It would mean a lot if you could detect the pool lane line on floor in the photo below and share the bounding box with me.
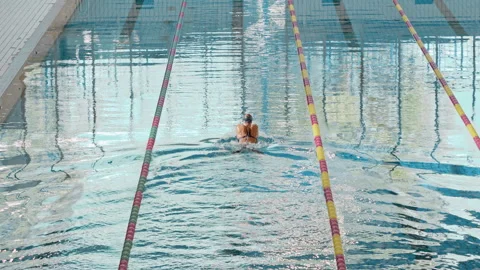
[433,0,468,36]
[119,0,144,43]
[393,0,480,150]
[118,1,187,269]
[287,1,347,269]
[332,0,360,48]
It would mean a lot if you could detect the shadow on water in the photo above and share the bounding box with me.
[51,41,70,180]
[429,38,441,164]
[389,40,403,177]
[90,27,105,172]
[352,231,480,269]
[3,94,30,181]
[0,180,41,192]
[336,150,480,177]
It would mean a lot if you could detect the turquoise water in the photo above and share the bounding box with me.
[1,0,480,269]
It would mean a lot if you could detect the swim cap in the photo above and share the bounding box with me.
[244,114,253,123]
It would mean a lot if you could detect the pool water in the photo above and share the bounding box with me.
[1,0,479,269]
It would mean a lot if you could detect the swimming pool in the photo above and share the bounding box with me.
[1,0,479,269]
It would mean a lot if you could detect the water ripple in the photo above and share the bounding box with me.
[1,0,479,269]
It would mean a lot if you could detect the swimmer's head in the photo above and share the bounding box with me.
[243,114,253,124]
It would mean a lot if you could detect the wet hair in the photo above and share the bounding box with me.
[243,114,253,123]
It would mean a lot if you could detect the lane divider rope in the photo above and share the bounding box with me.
[118,1,187,269]
[287,1,347,269]
[393,0,480,150]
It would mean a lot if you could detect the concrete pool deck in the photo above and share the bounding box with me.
[0,0,82,123]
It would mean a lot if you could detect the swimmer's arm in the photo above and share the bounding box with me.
[236,124,244,139]
[250,124,259,138]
